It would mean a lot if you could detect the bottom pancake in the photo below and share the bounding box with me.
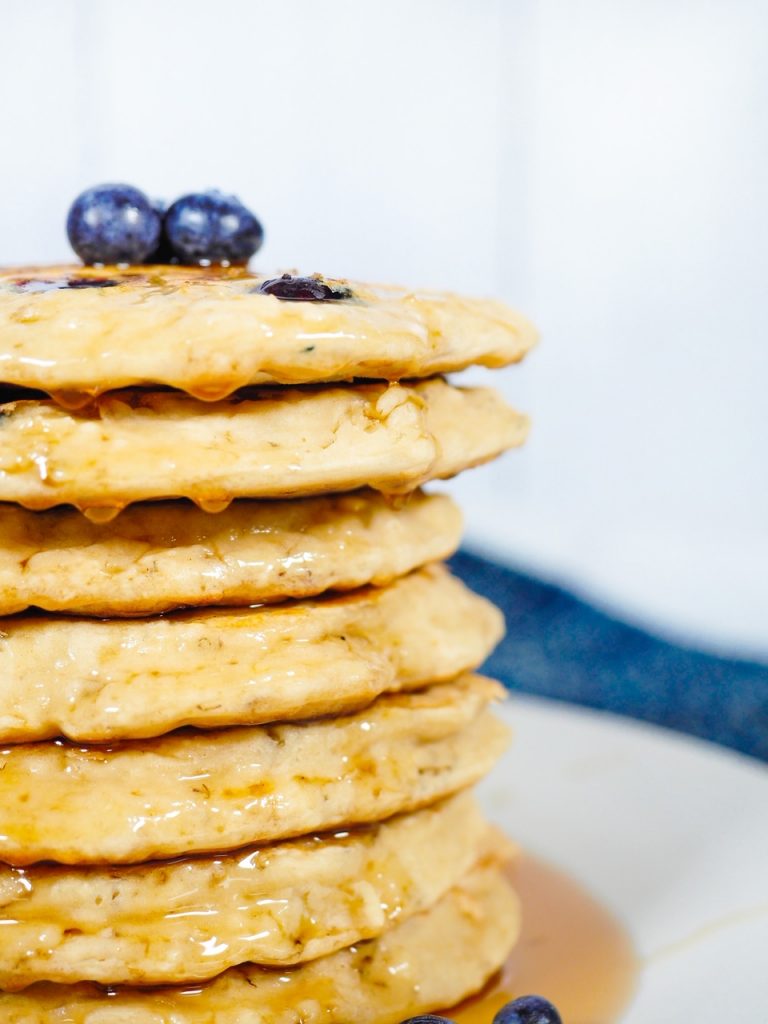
[0,862,518,1024]
[0,794,502,988]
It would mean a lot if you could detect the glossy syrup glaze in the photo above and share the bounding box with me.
[453,854,638,1024]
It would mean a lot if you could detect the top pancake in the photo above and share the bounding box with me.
[0,264,538,399]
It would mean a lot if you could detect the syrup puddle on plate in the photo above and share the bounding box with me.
[452,853,638,1024]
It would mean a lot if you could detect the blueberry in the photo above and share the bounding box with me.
[492,995,563,1024]
[164,190,263,265]
[66,184,161,265]
[258,273,353,302]
[145,200,176,264]
[398,1016,455,1024]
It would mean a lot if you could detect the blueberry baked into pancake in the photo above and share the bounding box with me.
[0,184,557,1024]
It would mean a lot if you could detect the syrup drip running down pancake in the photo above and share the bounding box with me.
[0,264,537,399]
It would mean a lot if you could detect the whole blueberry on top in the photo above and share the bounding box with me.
[258,273,353,302]
[164,190,263,265]
[492,995,563,1024]
[398,1016,456,1024]
[145,199,176,264]
[66,184,161,265]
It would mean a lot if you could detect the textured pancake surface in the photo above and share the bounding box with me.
[0,863,517,1024]
[0,676,508,865]
[0,263,537,397]
[0,565,503,742]
[0,489,461,616]
[0,794,501,988]
[0,379,528,512]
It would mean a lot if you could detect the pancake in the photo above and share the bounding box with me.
[0,676,508,865]
[0,565,503,743]
[0,378,528,513]
[0,263,537,399]
[0,488,461,617]
[0,862,518,1024]
[0,794,503,988]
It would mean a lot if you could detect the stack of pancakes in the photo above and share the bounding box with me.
[0,265,536,1024]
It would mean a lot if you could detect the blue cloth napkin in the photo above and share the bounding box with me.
[450,549,768,762]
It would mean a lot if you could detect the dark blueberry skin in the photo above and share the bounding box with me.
[492,995,563,1024]
[164,191,263,265]
[145,199,176,264]
[399,1017,456,1024]
[258,273,353,302]
[66,184,161,265]
[64,277,119,289]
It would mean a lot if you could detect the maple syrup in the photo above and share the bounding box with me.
[453,854,638,1024]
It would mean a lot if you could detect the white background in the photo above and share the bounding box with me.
[1,1,766,657]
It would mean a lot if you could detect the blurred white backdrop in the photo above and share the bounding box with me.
[1,0,766,656]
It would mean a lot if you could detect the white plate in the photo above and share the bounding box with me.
[479,697,768,1023]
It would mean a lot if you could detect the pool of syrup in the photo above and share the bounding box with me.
[453,854,638,1024]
